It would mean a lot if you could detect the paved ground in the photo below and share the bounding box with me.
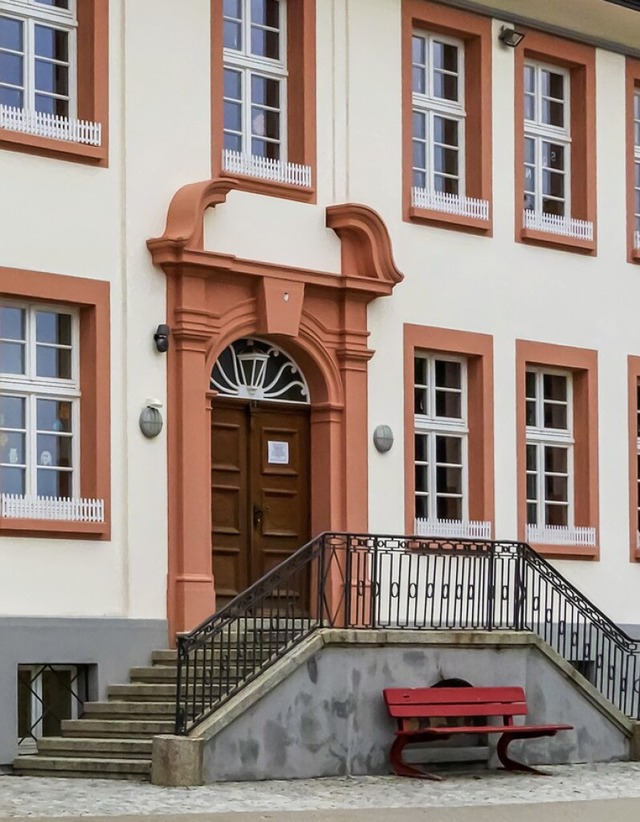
[1,762,640,818]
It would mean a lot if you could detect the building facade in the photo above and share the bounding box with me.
[2,0,640,765]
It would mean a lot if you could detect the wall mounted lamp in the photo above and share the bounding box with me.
[154,324,170,353]
[373,425,394,454]
[139,399,164,439]
[498,26,525,48]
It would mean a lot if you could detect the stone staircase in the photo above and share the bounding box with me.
[13,631,275,780]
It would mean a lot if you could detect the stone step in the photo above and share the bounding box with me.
[83,701,175,719]
[107,683,223,701]
[37,737,152,759]
[130,665,251,682]
[13,755,150,780]
[61,718,174,737]
[151,647,275,664]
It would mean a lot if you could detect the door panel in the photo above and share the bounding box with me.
[211,401,310,609]
[211,404,249,601]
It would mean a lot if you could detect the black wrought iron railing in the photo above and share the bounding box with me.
[175,533,640,733]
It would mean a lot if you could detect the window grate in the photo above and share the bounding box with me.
[17,664,88,748]
[412,187,489,220]
[222,148,311,187]
[523,209,593,241]
[0,494,104,522]
[0,104,101,146]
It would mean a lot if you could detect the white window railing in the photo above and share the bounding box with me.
[222,149,312,188]
[526,524,596,546]
[412,188,490,221]
[523,209,593,241]
[0,104,102,147]
[0,494,104,523]
[634,230,640,250]
[414,518,492,539]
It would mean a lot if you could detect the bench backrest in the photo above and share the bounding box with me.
[383,687,528,721]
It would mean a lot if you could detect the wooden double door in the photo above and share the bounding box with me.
[211,399,311,608]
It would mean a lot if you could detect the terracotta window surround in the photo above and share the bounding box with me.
[626,59,640,263]
[402,0,492,234]
[0,267,110,538]
[0,0,109,166]
[516,341,598,559]
[404,324,494,535]
[514,31,596,254]
[211,0,316,203]
[628,356,640,561]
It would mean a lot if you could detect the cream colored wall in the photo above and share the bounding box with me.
[0,0,212,620]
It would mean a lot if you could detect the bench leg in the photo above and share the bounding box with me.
[496,732,554,776]
[389,736,443,781]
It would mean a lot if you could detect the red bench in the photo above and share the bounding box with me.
[383,686,573,779]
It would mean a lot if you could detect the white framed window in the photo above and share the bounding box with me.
[525,368,575,537]
[0,0,77,118]
[223,0,287,162]
[412,31,465,199]
[634,91,640,250]
[0,301,80,501]
[414,353,489,538]
[18,663,87,751]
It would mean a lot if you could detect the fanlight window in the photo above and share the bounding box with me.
[211,338,309,403]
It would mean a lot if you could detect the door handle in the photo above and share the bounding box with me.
[253,505,263,529]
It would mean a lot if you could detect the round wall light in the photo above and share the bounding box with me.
[373,424,394,453]
[139,400,163,439]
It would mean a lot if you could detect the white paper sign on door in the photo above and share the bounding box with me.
[268,440,289,465]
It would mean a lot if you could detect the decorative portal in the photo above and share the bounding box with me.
[211,339,310,403]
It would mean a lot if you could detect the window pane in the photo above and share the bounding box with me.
[545,474,568,502]
[38,468,72,497]
[0,306,25,341]
[526,444,537,471]
[36,346,71,379]
[437,496,462,520]
[413,111,426,140]
[524,93,535,121]
[545,504,568,527]
[524,138,535,166]
[0,432,25,466]
[415,495,428,519]
[525,400,536,426]
[251,0,279,28]
[414,387,427,415]
[412,140,426,171]
[542,197,565,217]
[434,145,458,176]
[251,107,279,139]
[414,356,428,386]
[0,16,23,51]
[414,433,428,463]
[35,0,71,8]
[542,99,564,128]
[0,395,25,429]
[415,464,429,493]
[545,445,568,474]
[435,390,461,418]
[0,466,25,494]
[433,117,458,147]
[251,137,279,159]
[36,311,71,345]
[37,433,72,467]
[543,402,567,430]
[0,86,23,107]
[542,69,564,100]
[35,60,69,96]
[224,100,242,132]
[250,26,279,59]
[0,52,23,87]
[543,373,567,401]
[435,360,461,389]
[412,66,425,95]
[34,26,69,62]
[251,74,279,107]
[435,435,461,465]
[526,473,537,500]
[433,41,458,73]
[0,342,25,374]
[526,502,537,525]
[413,169,426,189]
[224,68,241,100]
[36,399,72,433]
[542,142,564,171]
[412,35,426,66]
[524,64,535,93]
[224,0,242,18]
[433,72,458,102]
[224,20,242,50]
[34,93,68,116]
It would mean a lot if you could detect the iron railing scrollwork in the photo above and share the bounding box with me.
[175,533,640,734]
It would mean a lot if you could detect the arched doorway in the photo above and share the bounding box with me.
[210,338,311,607]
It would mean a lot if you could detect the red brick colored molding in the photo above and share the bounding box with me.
[626,59,640,263]
[0,266,111,539]
[514,30,596,255]
[402,0,493,235]
[210,0,316,202]
[0,0,109,166]
[628,356,640,561]
[516,340,599,560]
[403,325,495,535]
